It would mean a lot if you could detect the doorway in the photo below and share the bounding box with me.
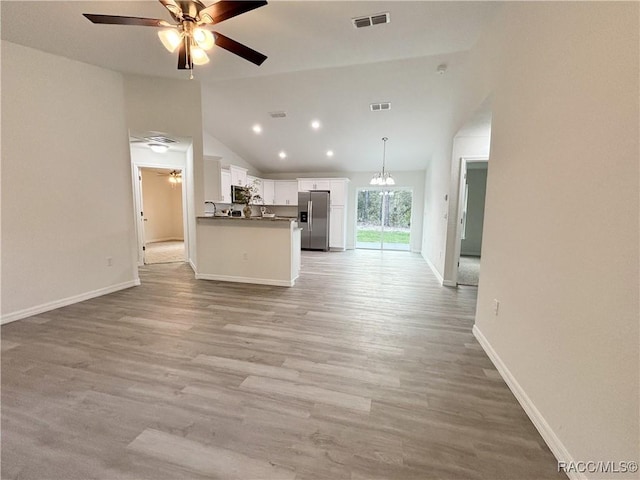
[138,167,185,264]
[356,189,412,251]
[456,160,488,285]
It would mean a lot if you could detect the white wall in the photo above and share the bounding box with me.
[203,131,262,176]
[1,41,138,322]
[472,2,639,475]
[421,141,454,279]
[140,169,184,243]
[124,75,203,268]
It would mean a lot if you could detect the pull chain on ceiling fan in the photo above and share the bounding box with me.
[83,0,268,79]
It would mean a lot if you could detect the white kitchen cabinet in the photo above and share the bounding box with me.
[262,180,275,205]
[274,180,298,206]
[220,170,231,203]
[229,165,247,186]
[330,206,346,250]
[298,179,330,192]
[329,179,348,206]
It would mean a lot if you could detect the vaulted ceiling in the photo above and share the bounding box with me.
[1,1,499,173]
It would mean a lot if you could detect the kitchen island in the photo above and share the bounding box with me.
[196,216,301,287]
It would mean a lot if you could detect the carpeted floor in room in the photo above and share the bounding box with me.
[145,240,185,264]
[458,255,481,286]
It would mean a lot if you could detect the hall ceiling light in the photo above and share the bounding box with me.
[149,143,169,154]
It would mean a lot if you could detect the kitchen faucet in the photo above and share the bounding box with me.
[205,201,217,214]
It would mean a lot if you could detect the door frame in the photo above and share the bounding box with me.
[131,162,190,267]
[452,156,488,285]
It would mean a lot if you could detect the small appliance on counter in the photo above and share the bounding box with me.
[260,206,275,218]
[231,210,242,217]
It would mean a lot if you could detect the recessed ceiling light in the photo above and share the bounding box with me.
[252,124,262,134]
[311,120,321,130]
[278,151,287,159]
[326,150,334,157]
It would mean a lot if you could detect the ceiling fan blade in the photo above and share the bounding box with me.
[83,14,171,27]
[213,31,267,66]
[158,0,183,21]
[199,1,267,25]
[177,39,193,70]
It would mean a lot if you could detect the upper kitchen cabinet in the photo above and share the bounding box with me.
[229,165,247,187]
[329,179,349,206]
[220,169,232,204]
[262,180,275,205]
[274,181,298,206]
[298,178,349,206]
[298,179,330,192]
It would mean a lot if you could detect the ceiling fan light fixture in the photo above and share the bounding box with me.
[191,47,210,65]
[158,29,182,53]
[193,28,214,50]
[149,143,169,153]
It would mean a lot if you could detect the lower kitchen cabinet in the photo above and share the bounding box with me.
[330,205,346,250]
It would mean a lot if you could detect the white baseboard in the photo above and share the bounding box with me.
[472,325,583,480]
[195,273,294,287]
[1,279,141,325]
[443,280,457,287]
[188,259,197,273]
[424,255,445,285]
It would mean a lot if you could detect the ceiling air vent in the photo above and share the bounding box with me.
[144,135,177,144]
[352,12,390,29]
[370,102,391,112]
[269,111,287,118]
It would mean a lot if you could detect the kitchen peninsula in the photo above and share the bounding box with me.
[196,216,301,287]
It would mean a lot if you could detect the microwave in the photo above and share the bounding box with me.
[231,185,250,204]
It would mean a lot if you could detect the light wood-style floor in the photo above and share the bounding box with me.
[1,250,564,479]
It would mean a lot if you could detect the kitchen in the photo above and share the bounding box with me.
[198,160,350,286]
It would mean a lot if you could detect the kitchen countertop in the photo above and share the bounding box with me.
[197,216,298,228]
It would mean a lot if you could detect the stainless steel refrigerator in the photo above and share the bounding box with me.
[298,191,330,251]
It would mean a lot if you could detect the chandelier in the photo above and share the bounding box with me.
[370,137,395,185]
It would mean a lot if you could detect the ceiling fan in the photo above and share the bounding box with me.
[157,170,183,184]
[83,0,268,77]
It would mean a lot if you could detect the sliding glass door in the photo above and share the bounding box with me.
[356,189,412,251]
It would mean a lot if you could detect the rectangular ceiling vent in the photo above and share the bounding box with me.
[144,135,177,144]
[269,111,287,118]
[353,12,390,29]
[370,102,391,112]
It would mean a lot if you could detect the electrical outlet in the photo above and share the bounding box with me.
[107,257,113,267]
[493,299,500,316]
